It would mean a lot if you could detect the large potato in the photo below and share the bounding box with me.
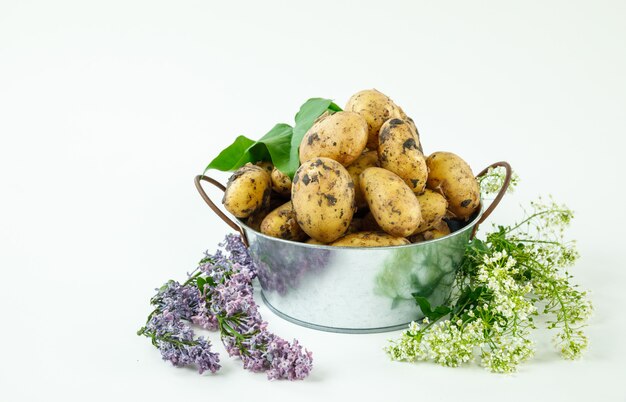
[260,201,307,241]
[222,164,271,218]
[292,157,356,243]
[378,118,428,194]
[271,167,292,197]
[414,189,448,234]
[331,231,410,247]
[346,151,379,209]
[345,89,403,149]
[299,111,368,166]
[360,167,422,237]
[426,152,480,220]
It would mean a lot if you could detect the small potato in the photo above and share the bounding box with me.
[271,167,292,197]
[305,238,327,245]
[424,221,451,240]
[255,161,274,174]
[299,111,368,166]
[346,151,379,209]
[330,231,410,247]
[345,89,404,149]
[426,152,480,220]
[378,118,428,194]
[222,164,271,218]
[292,157,356,243]
[246,193,285,231]
[360,167,422,237]
[409,221,451,243]
[414,189,448,234]
[246,208,270,231]
[260,201,307,241]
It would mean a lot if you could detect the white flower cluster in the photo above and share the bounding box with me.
[477,252,536,322]
[387,196,592,372]
[386,251,537,373]
[478,166,520,196]
[386,319,484,367]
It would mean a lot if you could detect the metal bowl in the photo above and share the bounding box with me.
[195,161,511,333]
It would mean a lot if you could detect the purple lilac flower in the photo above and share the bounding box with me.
[143,311,220,374]
[151,280,217,330]
[140,234,313,380]
[209,252,314,380]
[221,234,255,269]
[266,337,313,380]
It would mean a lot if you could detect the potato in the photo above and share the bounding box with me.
[360,167,422,237]
[426,152,480,220]
[409,221,451,243]
[299,111,368,166]
[378,118,428,194]
[291,157,356,243]
[222,164,271,218]
[346,151,379,208]
[396,106,424,154]
[330,231,410,247]
[255,161,274,174]
[260,201,307,241]
[246,194,286,230]
[246,208,270,231]
[424,221,451,240]
[344,89,403,149]
[414,189,448,234]
[305,238,327,245]
[404,116,424,154]
[271,167,292,197]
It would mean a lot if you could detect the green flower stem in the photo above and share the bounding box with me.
[137,327,198,347]
[505,208,570,234]
[183,271,203,286]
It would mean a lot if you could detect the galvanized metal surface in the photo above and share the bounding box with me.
[244,212,479,333]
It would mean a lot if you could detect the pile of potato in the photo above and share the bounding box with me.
[221,89,480,247]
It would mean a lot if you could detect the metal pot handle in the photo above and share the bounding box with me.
[194,175,249,247]
[471,161,513,238]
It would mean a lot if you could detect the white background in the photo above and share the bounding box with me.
[1,0,625,401]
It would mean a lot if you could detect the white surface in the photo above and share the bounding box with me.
[1,1,625,401]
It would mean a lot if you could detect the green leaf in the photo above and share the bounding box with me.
[451,285,491,316]
[196,277,206,291]
[205,135,257,172]
[413,295,451,322]
[285,98,342,179]
[258,123,293,174]
[203,97,341,179]
[203,125,291,175]
[327,102,342,112]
